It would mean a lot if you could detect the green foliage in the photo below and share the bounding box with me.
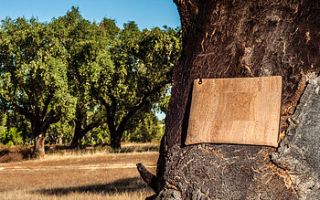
[83,125,110,146]
[47,120,74,145]
[0,127,23,146]
[124,113,164,142]
[157,88,171,114]
[50,8,114,147]
[92,22,181,148]
[4,112,32,144]
[0,17,76,155]
[100,18,120,39]
[0,17,75,125]
[0,7,181,149]
[0,114,7,141]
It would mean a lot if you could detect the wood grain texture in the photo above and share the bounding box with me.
[186,76,282,147]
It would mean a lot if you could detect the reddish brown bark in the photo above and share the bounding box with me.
[33,133,45,158]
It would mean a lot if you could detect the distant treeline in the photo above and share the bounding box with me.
[0,7,181,157]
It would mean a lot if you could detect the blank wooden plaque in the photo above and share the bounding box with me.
[185,76,282,147]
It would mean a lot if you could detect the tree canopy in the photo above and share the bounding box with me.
[0,17,75,157]
[92,21,181,148]
[0,7,181,155]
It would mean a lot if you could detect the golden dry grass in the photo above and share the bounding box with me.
[0,150,158,200]
[45,142,160,160]
[0,189,153,200]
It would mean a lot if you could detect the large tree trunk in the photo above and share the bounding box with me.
[70,130,82,149]
[139,0,320,199]
[30,115,59,158]
[71,100,87,148]
[31,120,46,158]
[70,119,85,149]
[110,130,122,150]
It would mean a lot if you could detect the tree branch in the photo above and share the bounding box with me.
[41,109,61,132]
[136,163,159,192]
[97,94,117,133]
[81,118,104,136]
[11,100,34,120]
[41,89,55,118]
[116,80,169,134]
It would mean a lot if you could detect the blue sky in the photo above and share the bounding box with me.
[0,0,180,29]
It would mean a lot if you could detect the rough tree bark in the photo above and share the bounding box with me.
[138,0,320,199]
[272,75,320,200]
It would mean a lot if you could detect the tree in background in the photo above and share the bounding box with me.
[0,18,74,157]
[124,112,164,143]
[0,113,7,144]
[92,22,181,149]
[0,7,182,153]
[0,110,31,146]
[51,7,113,148]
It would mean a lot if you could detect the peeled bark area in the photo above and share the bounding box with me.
[33,133,45,158]
[152,0,320,199]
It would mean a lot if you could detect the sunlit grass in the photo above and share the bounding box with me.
[43,142,159,161]
[0,143,158,200]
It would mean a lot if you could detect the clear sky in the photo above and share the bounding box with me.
[0,0,180,29]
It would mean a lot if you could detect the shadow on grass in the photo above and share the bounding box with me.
[34,177,150,196]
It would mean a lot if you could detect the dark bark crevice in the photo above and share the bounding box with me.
[180,83,193,147]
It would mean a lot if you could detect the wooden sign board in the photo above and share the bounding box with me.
[185,76,282,147]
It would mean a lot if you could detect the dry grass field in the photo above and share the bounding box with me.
[0,145,158,200]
